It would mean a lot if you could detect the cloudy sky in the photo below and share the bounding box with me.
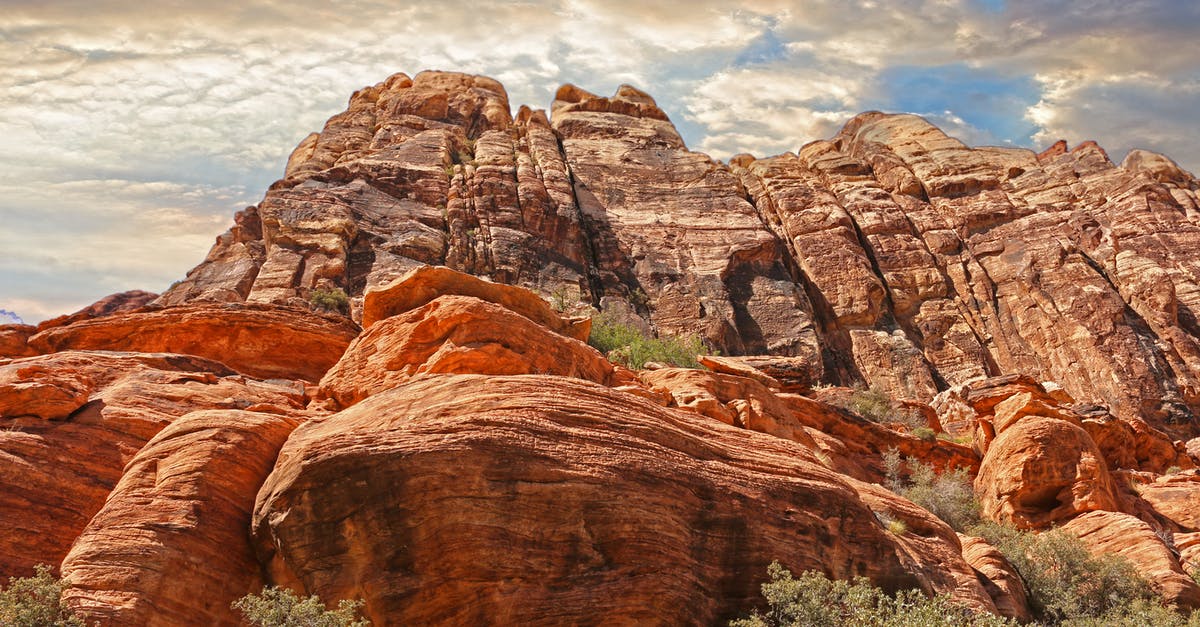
[3,0,1198,323]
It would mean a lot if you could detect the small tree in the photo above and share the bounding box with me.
[232,586,370,627]
[0,565,83,627]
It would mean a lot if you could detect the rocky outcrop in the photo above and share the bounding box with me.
[252,374,993,625]
[148,70,1200,439]
[61,410,300,626]
[0,351,304,578]
[319,294,614,408]
[27,303,360,381]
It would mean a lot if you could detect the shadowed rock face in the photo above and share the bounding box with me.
[151,70,1200,437]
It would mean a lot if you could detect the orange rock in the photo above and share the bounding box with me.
[0,351,305,578]
[959,534,1033,622]
[976,416,1120,529]
[361,265,589,340]
[27,303,360,381]
[0,325,36,358]
[320,295,613,408]
[62,410,299,626]
[253,375,987,624]
[1136,473,1200,531]
[1061,510,1200,609]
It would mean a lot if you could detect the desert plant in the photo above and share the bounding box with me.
[913,426,937,442]
[587,311,706,369]
[973,522,1154,624]
[902,460,981,533]
[0,565,84,627]
[730,562,1013,626]
[310,287,350,315]
[837,386,927,431]
[232,586,369,627]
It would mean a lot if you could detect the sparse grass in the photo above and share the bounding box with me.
[1166,466,1183,476]
[0,565,83,627]
[232,586,370,627]
[310,287,350,315]
[587,311,706,369]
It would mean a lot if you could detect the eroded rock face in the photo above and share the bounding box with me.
[320,294,613,408]
[0,351,304,578]
[27,303,360,382]
[253,374,984,624]
[152,72,1200,438]
[62,410,300,626]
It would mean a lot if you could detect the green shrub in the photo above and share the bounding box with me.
[310,287,350,315]
[587,311,706,369]
[913,426,937,442]
[973,522,1156,625]
[730,562,1013,626]
[232,586,369,627]
[902,460,981,533]
[0,565,83,627]
[838,386,926,431]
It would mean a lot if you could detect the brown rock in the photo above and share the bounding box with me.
[28,303,360,382]
[1061,510,1200,609]
[320,295,614,408]
[959,534,1033,622]
[361,265,589,340]
[1136,474,1200,532]
[976,416,1120,529]
[62,410,300,626]
[0,351,304,577]
[253,375,984,624]
[36,290,159,331]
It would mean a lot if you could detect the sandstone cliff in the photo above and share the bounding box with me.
[3,70,1200,624]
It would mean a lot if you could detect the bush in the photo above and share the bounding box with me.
[973,523,1156,625]
[730,562,1013,626]
[882,449,981,533]
[838,386,926,431]
[310,287,350,315]
[0,565,83,627]
[232,586,369,627]
[587,312,706,369]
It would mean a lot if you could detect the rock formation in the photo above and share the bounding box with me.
[4,70,1200,624]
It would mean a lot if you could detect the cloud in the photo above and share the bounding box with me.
[2,0,1198,321]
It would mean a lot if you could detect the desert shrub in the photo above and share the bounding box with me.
[913,426,937,442]
[587,312,705,369]
[838,386,926,431]
[232,586,369,627]
[902,460,981,533]
[0,565,83,627]
[882,449,981,533]
[730,562,1013,626]
[973,522,1155,624]
[310,287,350,315]
[1057,598,1200,626]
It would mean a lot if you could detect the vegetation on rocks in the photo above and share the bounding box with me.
[232,586,370,627]
[587,311,706,369]
[0,565,83,627]
[310,287,350,315]
[883,448,981,533]
[730,562,1013,626]
[836,386,927,432]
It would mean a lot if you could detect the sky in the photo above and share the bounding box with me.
[3,0,1199,323]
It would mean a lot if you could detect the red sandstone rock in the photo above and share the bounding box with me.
[0,325,36,358]
[27,303,360,382]
[320,295,613,408]
[1061,510,1200,609]
[252,375,989,624]
[976,414,1121,529]
[0,351,304,578]
[61,409,299,626]
[959,534,1033,622]
[361,265,589,340]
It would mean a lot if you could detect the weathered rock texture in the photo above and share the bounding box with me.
[8,71,1200,624]
[153,70,1200,439]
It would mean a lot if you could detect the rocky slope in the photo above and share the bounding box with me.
[3,70,1200,624]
